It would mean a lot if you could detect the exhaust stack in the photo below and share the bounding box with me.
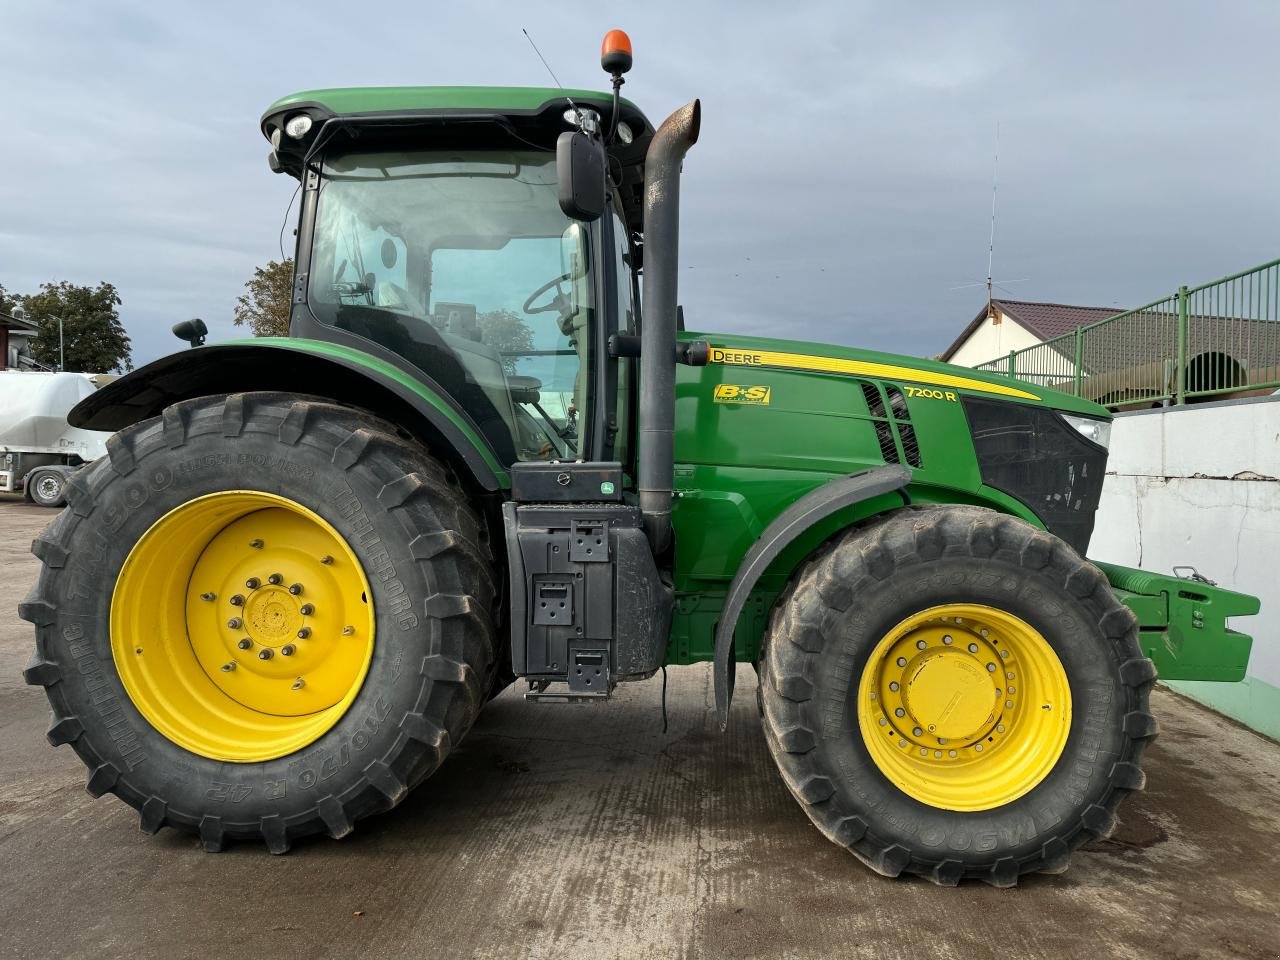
[639,99,700,554]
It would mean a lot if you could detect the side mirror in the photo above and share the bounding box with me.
[172,318,208,348]
[556,131,606,222]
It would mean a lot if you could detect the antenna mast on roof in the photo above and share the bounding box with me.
[946,123,1028,305]
[522,28,579,116]
[986,121,999,320]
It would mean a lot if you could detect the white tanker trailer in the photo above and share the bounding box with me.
[0,371,113,506]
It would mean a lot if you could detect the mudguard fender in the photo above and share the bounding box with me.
[713,465,912,729]
[69,339,507,490]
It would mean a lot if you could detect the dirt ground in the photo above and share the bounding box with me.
[1,494,1278,960]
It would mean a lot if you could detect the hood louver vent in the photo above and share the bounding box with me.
[860,383,923,469]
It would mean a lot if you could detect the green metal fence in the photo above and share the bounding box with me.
[974,258,1280,407]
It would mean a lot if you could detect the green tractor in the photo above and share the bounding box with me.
[22,31,1259,886]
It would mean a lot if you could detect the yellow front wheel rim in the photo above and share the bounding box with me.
[857,603,1071,812]
[111,491,375,762]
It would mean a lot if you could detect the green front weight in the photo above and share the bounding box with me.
[1096,561,1259,682]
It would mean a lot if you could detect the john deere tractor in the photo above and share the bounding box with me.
[22,31,1259,886]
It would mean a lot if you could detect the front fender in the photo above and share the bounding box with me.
[70,339,508,491]
[713,465,912,728]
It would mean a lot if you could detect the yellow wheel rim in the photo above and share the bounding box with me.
[111,491,375,762]
[856,604,1071,812]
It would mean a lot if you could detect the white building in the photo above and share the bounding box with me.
[941,299,1120,368]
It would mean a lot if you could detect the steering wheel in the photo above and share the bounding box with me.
[522,273,572,316]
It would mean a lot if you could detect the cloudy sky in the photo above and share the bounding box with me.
[2,1,1277,368]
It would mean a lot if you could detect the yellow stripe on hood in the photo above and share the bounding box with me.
[707,347,1040,401]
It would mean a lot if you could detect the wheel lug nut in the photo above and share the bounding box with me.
[968,643,979,653]
[300,603,315,615]
[289,583,303,595]
[889,681,900,692]
[200,592,216,602]
[230,594,245,606]
[237,638,253,650]
[258,649,273,660]
[296,627,311,639]
[915,640,927,650]
[896,657,907,667]
[987,663,997,672]
[245,577,260,590]
[913,727,923,737]
[320,555,333,565]
[894,707,905,718]
[268,573,283,585]
[227,617,243,630]
[343,626,355,636]
[281,644,296,657]
[291,678,305,691]
[220,662,236,672]
[942,635,953,645]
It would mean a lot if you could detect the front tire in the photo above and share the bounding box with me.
[758,505,1157,886]
[21,392,496,852]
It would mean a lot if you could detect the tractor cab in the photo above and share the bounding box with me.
[261,86,654,468]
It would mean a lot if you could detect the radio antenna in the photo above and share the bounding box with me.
[522,28,579,114]
[948,123,1029,304]
[986,121,1000,317]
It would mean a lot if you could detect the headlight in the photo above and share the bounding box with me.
[284,114,313,139]
[1060,413,1112,450]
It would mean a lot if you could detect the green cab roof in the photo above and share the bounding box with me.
[265,85,638,119]
[260,85,656,231]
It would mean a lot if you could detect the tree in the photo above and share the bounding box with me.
[234,258,294,337]
[476,309,535,375]
[0,283,16,315]
[20,281,132,373]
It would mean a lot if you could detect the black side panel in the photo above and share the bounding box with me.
[503,502,672,693]
[67,344,502,491]
[962,397,1106,555]
[713,465,913,728]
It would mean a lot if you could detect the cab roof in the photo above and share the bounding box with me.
[263,85,646,119]
[261,85,655,233]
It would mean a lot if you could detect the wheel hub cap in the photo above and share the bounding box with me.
[903,651,995,741]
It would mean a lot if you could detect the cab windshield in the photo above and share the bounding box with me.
[307,148,594,462]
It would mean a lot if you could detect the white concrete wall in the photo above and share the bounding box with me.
[948,309,1044,367]
[1090,396,1280,734]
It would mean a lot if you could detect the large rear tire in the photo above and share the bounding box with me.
[21,392,497,852]
[758,505,1157,886]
